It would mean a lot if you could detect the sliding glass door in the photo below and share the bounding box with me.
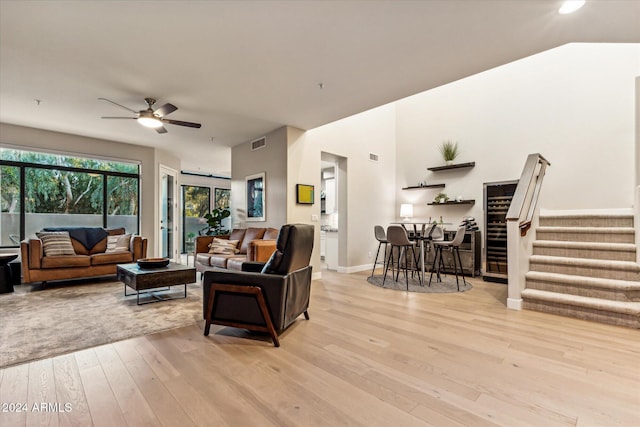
[182,185,210,253]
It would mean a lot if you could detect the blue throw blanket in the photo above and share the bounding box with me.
[42,227,109,250]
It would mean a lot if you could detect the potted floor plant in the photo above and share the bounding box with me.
[439,140,459,165]
[199,208,231,236]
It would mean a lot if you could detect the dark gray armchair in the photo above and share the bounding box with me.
[203,224,314,347]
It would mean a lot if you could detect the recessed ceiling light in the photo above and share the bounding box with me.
[559,0,585,14]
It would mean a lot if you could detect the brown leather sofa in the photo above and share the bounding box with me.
[203,224,314,346]
[195,227,279,274]
[21,227,147,285]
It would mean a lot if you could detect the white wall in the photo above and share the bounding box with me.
[231,126,288,229]
[289,104,397,273]
[636,76,640,187]
[396,43,640,236]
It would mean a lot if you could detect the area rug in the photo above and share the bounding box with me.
[367,273,472,293]
[0,278,203,368]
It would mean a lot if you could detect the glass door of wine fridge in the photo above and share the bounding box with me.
[483,180,518,283]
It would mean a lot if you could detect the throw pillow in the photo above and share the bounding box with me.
[106,234,131,253]
[36,231,76,256]
[208,238,239,255]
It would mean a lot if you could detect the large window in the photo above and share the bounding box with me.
[0,165,21,246]
[0,147,140,247]
[182,185,210,253]
[107,175,139,231]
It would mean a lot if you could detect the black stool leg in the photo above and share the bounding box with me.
[428,245,441,286]
[370,241,382,278]
[402,245,409,289]
[411,246,422,285]
[396,246,406,282]
[455,246,467,289]
[382,245,394,285]
[450,248,460,290]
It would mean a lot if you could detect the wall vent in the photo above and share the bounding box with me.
[251,137,266,151]
[369,152,379,163]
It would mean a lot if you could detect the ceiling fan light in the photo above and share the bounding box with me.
[558,0,585,14]
[137,116,162,128]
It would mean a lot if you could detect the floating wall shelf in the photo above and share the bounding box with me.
[427,200,475,206]
[427,161,475,172]
[402,184,445,190]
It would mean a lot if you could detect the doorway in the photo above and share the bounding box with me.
[159,165,179,260]
[320,152,347,271]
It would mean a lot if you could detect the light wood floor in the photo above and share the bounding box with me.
[1,269,638,426]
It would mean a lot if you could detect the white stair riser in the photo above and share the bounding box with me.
[522,299,640,328]
[532,246,636,262]
[529,261,640,281]
[536,231,634,244]
[525,279,640,302]
[539,216,633,228]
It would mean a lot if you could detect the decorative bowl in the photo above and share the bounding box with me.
[137,257,170,268]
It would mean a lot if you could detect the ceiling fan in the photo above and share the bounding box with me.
[99,97,202,134]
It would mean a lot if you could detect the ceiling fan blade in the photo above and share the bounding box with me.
[154,103,177,117]
[155,126,168,134]
[162,118,202,128]
[101,116,136,119]
[98,98,138,114]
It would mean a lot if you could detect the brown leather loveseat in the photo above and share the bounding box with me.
[21,227,147,285]
[195,227,279,274]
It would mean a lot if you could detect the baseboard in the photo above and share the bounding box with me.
[312,271,322,281]
[507,298,523,310]
[337,264,371,274]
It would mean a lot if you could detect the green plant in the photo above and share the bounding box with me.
[434,192,449,203]
[439,140,459,162]
[186,232,196,240]
[200,208,231,236]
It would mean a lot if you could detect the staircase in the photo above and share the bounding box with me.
[521,212,640,328]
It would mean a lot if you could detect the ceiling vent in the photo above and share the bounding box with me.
[251,137,266,151]
[369,152,379,163]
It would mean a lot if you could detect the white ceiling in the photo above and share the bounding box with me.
[1,1,639,176]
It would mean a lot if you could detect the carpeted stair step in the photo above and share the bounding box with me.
[535,226,635,244]
[522,288,640,328]
[525,271,640,302]
[529,255,640,281]
[532,240,636,262]
[539,214,633,228]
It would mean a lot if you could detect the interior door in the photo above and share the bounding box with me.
[159,166,179,260]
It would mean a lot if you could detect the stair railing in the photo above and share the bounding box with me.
[505,153,551,310]
[633,186,640,264]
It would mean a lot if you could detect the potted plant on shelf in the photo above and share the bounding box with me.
[434,192,449,204]
[439,140,459,166]
[199,208,231,236]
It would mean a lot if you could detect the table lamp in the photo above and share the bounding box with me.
[400,204,413,222]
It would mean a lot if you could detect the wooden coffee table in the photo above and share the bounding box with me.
[117,262,196,305]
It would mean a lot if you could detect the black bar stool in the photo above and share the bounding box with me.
[370,225,389,278]
[383,225,421,290]
[428,225,467,291]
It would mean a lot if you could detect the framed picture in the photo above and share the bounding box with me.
[214,188,230,209]
[296,184,314,204]
[246,172,265,221]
